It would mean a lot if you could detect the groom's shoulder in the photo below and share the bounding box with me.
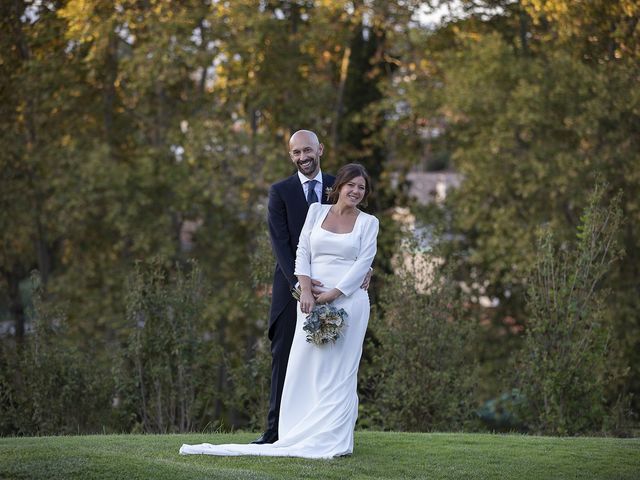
[270,174,298,195]
[271,173,298,190]
[323,172,336,185]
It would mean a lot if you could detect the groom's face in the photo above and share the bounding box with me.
[289,134,322,178]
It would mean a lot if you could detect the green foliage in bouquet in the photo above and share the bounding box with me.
[292,287,349,345]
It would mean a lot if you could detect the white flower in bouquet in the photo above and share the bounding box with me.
[302,304,348,345]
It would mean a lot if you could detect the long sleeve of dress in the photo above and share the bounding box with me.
[335,215,379,297]
[293,203,321,279]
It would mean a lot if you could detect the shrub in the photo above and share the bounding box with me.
[225,337,271,431]
[360,236,478,431]
[223,231,272,431]
[114,259,222,433]
[0,273,112,435]
[514,185,625,434]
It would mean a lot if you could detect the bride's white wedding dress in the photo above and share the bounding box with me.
[180,203,379,459]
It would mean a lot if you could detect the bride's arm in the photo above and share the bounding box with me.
[294,203,319,279]
[333,215,379,297]
[297,275,315,314]
[294,204,321,312]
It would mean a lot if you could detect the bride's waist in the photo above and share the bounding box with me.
[314,282,369,301]
[309,266,353,290]
[309,277,339,289]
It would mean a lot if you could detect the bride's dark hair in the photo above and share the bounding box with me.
[328,163,372,207]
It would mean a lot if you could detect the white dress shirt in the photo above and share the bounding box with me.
[297,170,323,202]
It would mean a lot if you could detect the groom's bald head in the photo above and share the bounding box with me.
[289,130,323,178]
[289,130,320,148]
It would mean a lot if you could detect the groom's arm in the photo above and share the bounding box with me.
[268,184,297,288]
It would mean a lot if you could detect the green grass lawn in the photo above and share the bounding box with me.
[1,431,638,479]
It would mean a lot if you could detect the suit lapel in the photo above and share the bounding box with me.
[286,174,307,206]
[321,172,334,204]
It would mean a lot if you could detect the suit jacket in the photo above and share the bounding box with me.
[267,172,335,330]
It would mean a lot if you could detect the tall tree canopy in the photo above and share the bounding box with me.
[1,0,638,431]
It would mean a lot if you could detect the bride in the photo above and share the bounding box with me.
[180,163,379,459]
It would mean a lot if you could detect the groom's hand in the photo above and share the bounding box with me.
[316,288,342,305]
[360,268,373,290]
[310,278,324,297]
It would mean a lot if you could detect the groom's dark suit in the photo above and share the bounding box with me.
[266,171,335,437]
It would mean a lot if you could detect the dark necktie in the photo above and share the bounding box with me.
[306,180,318,205]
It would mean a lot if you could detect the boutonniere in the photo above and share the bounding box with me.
[324,186,333,198]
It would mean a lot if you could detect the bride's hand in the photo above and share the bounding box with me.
[315,288,342,305]
[299,290,315,314]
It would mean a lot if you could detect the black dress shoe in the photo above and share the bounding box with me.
[251,430,278,444]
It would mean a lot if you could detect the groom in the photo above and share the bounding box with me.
[253,130,334,444]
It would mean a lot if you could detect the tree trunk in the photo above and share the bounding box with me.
[519,8,530,56]
[103,29,119,154]
[331,46,351,159]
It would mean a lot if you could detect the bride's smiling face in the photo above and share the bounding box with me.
[338,176,367,207]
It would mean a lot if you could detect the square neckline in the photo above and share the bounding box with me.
[318,204,361,235]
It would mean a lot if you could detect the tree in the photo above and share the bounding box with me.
[370,0,640,423]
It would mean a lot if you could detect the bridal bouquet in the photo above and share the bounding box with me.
[303,304,348,345]
[292,287,348,345]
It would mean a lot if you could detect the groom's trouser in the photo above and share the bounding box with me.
[266,298,298,435]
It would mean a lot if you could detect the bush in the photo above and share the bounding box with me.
[114,259,223,433]
[0,273,112,436]
[225,337,271,431]
[359,236,478,431]
[223,231,272,431]
[514,185,626,435]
